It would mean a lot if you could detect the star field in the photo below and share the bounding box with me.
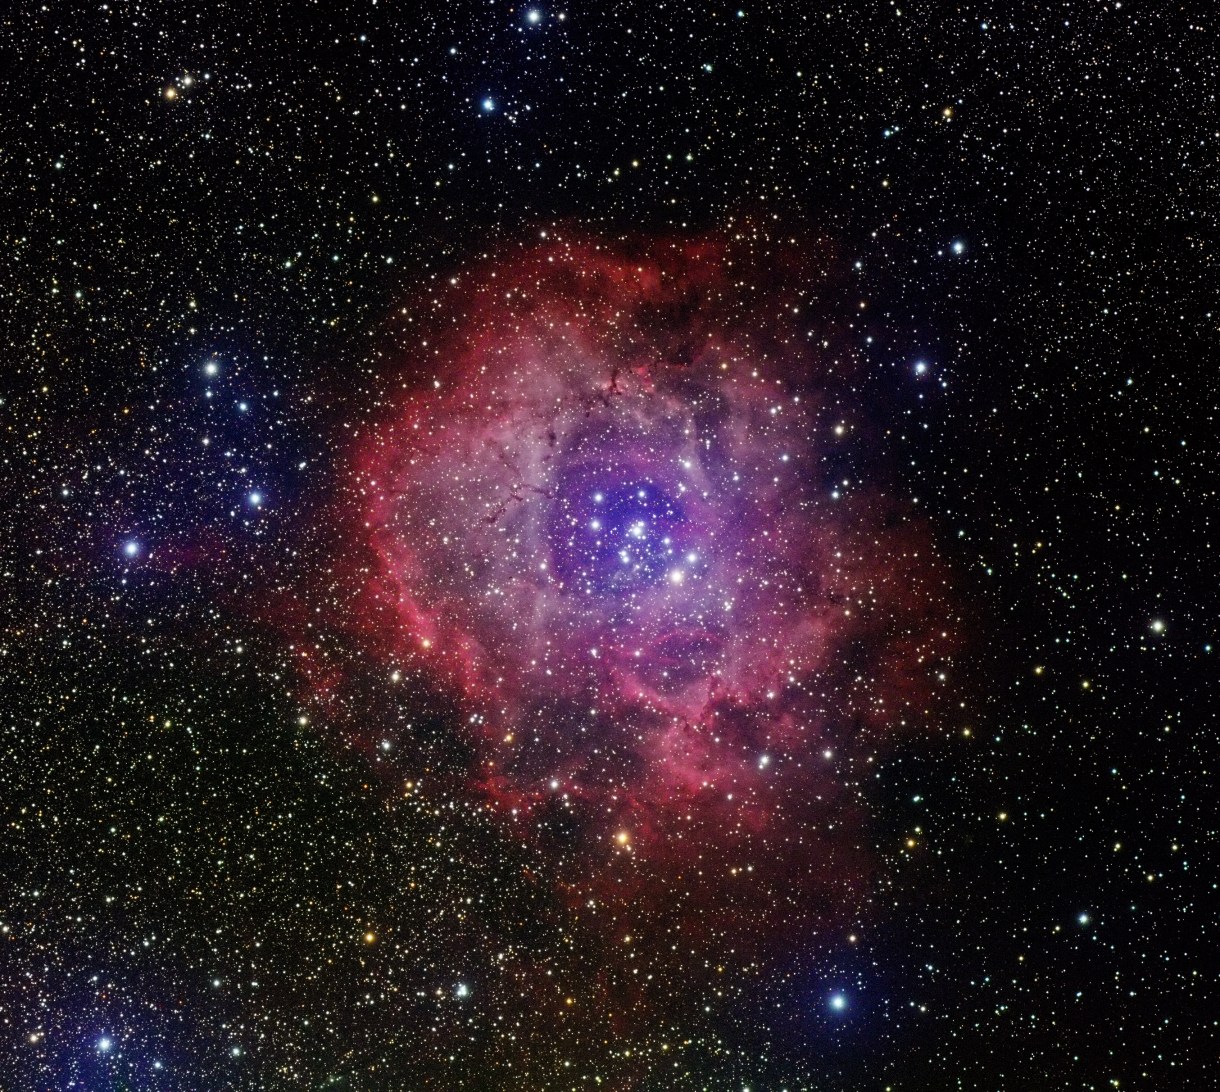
[1,2,1217,1089]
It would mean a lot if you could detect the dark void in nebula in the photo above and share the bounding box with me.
[340,227,964,961]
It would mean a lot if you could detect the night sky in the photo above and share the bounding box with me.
[2,2,1217,1090]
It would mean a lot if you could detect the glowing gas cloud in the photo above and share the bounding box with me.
[349,227,962,946]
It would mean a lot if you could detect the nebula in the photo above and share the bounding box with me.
[346,227,962,955]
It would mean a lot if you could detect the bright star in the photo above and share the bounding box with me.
[829,993,847,1011]
[482,98,495,112]
[123,541,140,558]
[98,1036,113,1052]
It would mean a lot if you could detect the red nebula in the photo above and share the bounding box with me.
[343,226,963,954]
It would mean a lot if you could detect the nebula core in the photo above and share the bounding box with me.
[350,228,961,951]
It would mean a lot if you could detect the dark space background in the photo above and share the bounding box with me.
[1,2,1215,1089]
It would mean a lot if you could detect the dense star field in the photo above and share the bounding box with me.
[1,2,1216,1090]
